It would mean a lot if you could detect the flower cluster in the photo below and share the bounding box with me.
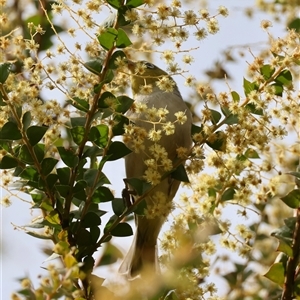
[144,191,173,219]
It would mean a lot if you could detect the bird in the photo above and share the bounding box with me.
[119,60,193,279]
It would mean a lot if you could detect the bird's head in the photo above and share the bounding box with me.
[127,60,177,95]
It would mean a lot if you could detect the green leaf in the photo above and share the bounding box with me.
[72,97,90,112]
[98,28,118,51]
[171,164,189,182]
[94,82,105,94]
[25,230,53,240]
[0,62,12,83]
[57,167,70,185]
[206,131,227,152]
[22,111,32,130]
[288,171,300,179]
[83,169,99,187]
[74,180,87,193]
[277,240,293,257]
[112,115,129,136]
[106,0,122,9]
[264,262,285,286]
[271,218,294,245]
[90,226,100,244]
[70,117,87,127]
[19,166,39,181]
[117,7,132,27]
[210,109,221,125]
[73,180,87,201]
[115,95,134,113]
[281,189,300,209]
[18,145,35,164]
[0,122,22,140]
[84,59,103,75]
[71,126,85,145]
[245,103,263,115]
[41,158,59,176]
[101,109,114,120]
[288,17,300,32]
[134,199,147,216]
[44,211,61,229]
[82,212,101,228]
[56,185,70,197]
[83,145,103,159]
[126,0,145,8]
[26,126,48,146]
[91,186,114,203]
[221,106,239,125]
[208,187,217,198]
[112,198,126,216]
[284,217,297,229]
[125,178,151,196]
[98,91,116,109]
[0,155,19,169]
[16,288,37,298]
[271,83,283,96]
[23,220,44,229]
[57,147,79,167]
[104,215,118,233]
[45,173,58,189]
[231,91,240,101]
[89,124,109,148]
[82,255,95,273]
[103,69,114,83]
[34,144,45,162]
[106,141,131,161]
[275,69,293,87]
[0,91,7,106]
[260,64,275,80]
[108,50,126,69]
[97,243,123,266]
[221,188,235,201]
[111,222,133,237]
[116,28,132,48]
[191,124,203,142]
[243,78,258,96]
[244,148,260,159]
[77,228,92,246]
[0,140,10,151]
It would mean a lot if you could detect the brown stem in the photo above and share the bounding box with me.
[62,49,115,230]
[281,208,300,299]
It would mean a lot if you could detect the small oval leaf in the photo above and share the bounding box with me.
[111,222,133,237]
[112,198,126,216]
[0,62,12,83]
[281,189,300,209]
[27,126,48,146]
[57,147,79,167]
[116,28,132,48]
[41,157,59,176]
[0,155,19,169]
[84,59,103,75]
[264,262,285,286]
[82,212,101,228]
[210,109,221,125]
[106,141,131,161]
[98,28,118,51]
[0,122,22,140]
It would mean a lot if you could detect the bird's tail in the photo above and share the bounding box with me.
[119,216,163,279]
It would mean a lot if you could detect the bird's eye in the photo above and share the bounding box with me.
[143,62,155,69]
